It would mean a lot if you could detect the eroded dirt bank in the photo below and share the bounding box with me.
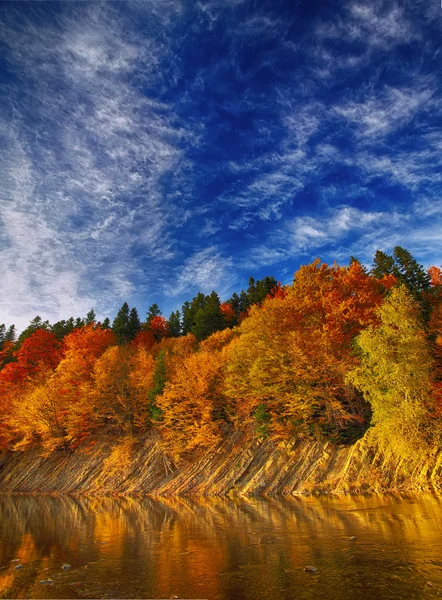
[0,433,441,495]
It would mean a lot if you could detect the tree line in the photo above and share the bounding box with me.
[0,247,441,468]
[0,275,278,356]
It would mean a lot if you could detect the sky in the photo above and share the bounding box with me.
[1,0,441,331]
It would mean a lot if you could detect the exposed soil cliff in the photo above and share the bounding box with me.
[0,432,441,495]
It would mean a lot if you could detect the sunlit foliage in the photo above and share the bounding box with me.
[348,286,434,465]
[1,248,442,467]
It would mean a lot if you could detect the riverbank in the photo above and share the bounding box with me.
[1,431,441,495]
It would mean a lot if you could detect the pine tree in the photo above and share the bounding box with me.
[371,250,395,279]
[168,310,181,337]
[128,307,141,340]
[146,303,161,326]
[192,291,225,341]
[112,302,131,344]
[85,309,96,325]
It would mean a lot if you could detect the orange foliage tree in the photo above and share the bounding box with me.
[148,316,169,342]
[428,266,442,288]
[225,260,396,441]
[132,329,155,351]
[429,303,442,416]
[0,329,62,449]
[157,333,198,379]
[50,325,117,446]
[220,302,236,326]
[89,345,155,433]
[156,341,229,459]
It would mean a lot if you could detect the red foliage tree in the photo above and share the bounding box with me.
[220,302,236,325]
[0,329,62,450]
[132,329,155,350]
[148,316,169,342]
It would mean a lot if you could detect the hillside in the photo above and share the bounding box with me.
[1,431,441,496]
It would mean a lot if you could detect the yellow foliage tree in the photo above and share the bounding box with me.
[156,349,227,459]
[224,260,390,441]
[199,328,238,353]
[12,371,67,451]
[90,345,154,433]
[347,285,434,464]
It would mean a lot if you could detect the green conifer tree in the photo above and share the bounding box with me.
[101,317,111,329]
[147,349,167,422]
[168,310,181,337]
[128,307,141,340]
[192,291,225,341]
[112,302,131,344]
[85,309,96,325]
[146,303,161,326]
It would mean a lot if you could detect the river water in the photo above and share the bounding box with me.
[0,494,441,599]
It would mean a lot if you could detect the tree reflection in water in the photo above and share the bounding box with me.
[0,494,441,599]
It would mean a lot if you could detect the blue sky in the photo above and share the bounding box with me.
[1,0,441,330]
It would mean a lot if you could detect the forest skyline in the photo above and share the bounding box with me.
[1,248,441,464]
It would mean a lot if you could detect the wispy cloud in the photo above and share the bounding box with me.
[0,3,189,328]
[334,83,435,139]
[0,0,441,330]
[315,1,420,50]
[288,206,385,253]
[166,247,235,297]
[243,202,442,273]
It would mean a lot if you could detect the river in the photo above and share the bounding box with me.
[0,494,441,599]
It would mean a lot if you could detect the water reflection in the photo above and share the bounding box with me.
[0,494,441,599]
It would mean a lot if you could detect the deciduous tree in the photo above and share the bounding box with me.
[348,286,433,464]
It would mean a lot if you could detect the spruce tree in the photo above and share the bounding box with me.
[75,317,84,328]
[371,250,395,279]
[238,290,250,312]
[85,309,96,325]
[168,310,181,337]
[372,247,432,319]
[128,307,141,340]
[247,276,257,304]
[101,317,111,329]
[5,325,15,343]
[192,291,225,341]
[182,293,206,335]
[17,317,48,346]
[146,303,161,326]
[112,302,131,344]
[147,349,167,422]
[392,246,431,296]
[350,256,368,273]
[181,301,192,336]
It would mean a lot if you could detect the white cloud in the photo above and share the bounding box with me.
[316,1,420,50]
[242,201,442,273]
[334,84,434,139]
[166,247,234,297]
[0,4,188,329]
[288,206,384,253]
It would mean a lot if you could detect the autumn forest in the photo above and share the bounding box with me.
[0,247,441,472]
